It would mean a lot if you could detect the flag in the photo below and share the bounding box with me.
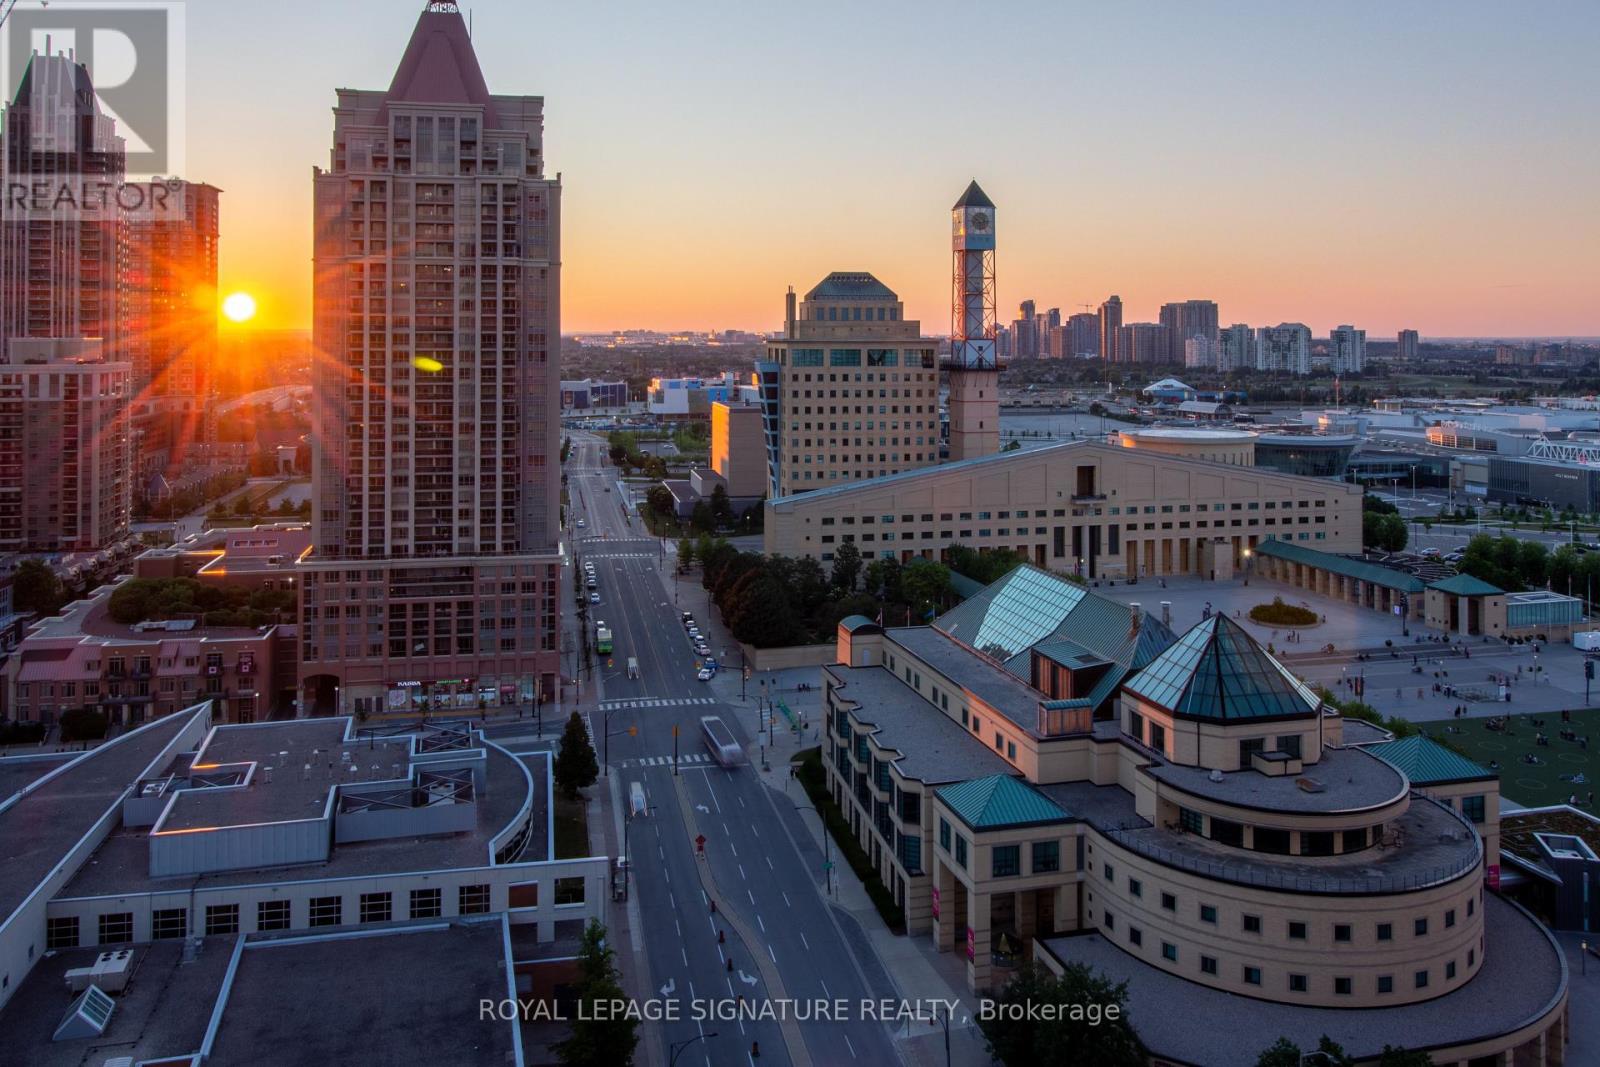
[875,609,884,626]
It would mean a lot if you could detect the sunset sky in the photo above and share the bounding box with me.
[173,0,1599,337]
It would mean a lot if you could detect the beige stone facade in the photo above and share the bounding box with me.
[763,273,939,497]
[816,570,1564,1065]
[765,439,1361,579]
[710,399,765,499]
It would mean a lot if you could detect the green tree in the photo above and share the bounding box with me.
[552,919,639,1067]
[560,437,572,463]
[1362,511,1407,553]
[862,557,903,603]
[1376,1047,1432,1067]
[646,485,673,516]
[689,499,714,534]
[553,712,599,799]
[12,558,65,616]
[902,559,952,620]
[978,962,1143,1067]
[676,538,695,573]
[726,569,800,647]
[710,483,734,525]
[1255,1035,1354,1067]
[830,540,863,592]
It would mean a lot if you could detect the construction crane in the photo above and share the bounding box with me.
[0,0,22,31]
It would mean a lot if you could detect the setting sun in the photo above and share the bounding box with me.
[221,292,258,323]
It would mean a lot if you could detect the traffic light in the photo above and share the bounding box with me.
[628,725,638,737]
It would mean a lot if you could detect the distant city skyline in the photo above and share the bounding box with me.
[147,1,1600,335]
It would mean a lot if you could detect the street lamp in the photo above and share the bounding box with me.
[669,1033,718,1066]
[794,804,835,898]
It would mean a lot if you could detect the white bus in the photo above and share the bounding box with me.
[700,716,743,767]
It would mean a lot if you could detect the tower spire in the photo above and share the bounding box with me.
[945,181,1001,460]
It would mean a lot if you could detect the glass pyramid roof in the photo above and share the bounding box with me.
[1124,615,1321,721]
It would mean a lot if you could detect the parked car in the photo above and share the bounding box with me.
[586,578,597,589]
[577,519,586,528]
[589,592,601,603]
[697,667,715,682]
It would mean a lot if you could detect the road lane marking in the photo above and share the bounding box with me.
[748,889,756,906]
[766,857,774,871]
[800,932,809,950]
[768,944,777,964]
[738,864,746,880]
[670,892,676,910]
[844,1035,857,1059]
[782,891,790,907]
[730,842,738,857]
[707,780,724,814]
[682,947,689,966]
[821,979,831,998]
[756,914,765,933]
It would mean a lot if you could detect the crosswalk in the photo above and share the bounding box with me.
[601,696,719,710]
[619,753,713,768]
[583,552,658,560]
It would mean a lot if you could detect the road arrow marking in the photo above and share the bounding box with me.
[660,978,676,998]
[739,969,758,987]
[696,803,710,813]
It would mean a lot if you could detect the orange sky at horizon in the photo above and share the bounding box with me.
[183,1,1598,340]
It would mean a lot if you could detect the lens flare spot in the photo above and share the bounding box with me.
[413,356,444,373]
[221,292,257,323]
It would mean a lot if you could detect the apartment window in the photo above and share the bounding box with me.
[309,896,342,927]
[410,888,443,920]
[98,913,134,945]
[205,904,240,937]
[1103,912,1115,931]
[151,908,187,940]
[1160,892,1176,912]
[1377,922,1393,941]
[1334,924,1352,943]
[1461,795,1486,823]
[1201,955,1218,976]
[1289,973,1308,993]
[460,884,492,915]
[1127,927,1142,947]
[955,836,968,870]
[939,818,951,852]
[1378,975,1394,994]
[1288,921,1307,940]
[1103,863,1114,882]
[47,917,79,950]
[1242,914,1261,934]
[1031,840,1060,874]
[1161,942,1177,962]
[257,900,291,932]
[360,892,393,924]
[1468,896,1475,917]
[1335,977,1352,996]
[1243,966,1261,986]
[1199,904,1217,924]
[992,845,1021,878]
[1415,970,1429,989]
[1128,877,1142,898]
[1445,908,1456,928]
[1415,917,1428,937]
[1446,960,1457,980]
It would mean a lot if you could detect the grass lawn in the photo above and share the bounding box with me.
[553,792,590,859]
[1422,708,1599,810]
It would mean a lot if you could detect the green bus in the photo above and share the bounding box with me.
[596,625,614,655]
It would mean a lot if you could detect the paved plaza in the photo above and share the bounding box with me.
[1089,573,1598,725]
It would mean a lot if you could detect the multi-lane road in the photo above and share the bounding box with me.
[562,432,902,1067]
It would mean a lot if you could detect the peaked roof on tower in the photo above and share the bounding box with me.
[1123,614,1323,721]
[952,180,994,210]
[805,272,897,302]
[937,775,1069,830]
[385,2,499,125]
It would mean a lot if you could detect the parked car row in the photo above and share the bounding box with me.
[682,611,716,678]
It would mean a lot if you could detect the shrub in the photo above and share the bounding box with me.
[0,720,47,745]
[1248,598,1318,626]
[795,748,905,932]
[60,708,109,743]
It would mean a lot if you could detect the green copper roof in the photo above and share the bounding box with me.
[1252,539,1426,594]
[1366,736,1495,785]
[937,775,1069,830]
[1123,615,1322,721]
[1429,573,1504,596]
[805,272,897,301]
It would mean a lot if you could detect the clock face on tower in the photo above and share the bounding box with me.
[969,211,990,232]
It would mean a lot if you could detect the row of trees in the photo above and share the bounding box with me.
[645,483,759,536]
[681,536,956,647]
[137,470,247,522]
[606,430,670,479]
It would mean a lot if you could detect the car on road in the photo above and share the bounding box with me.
[696,667,715,681]
[586,577,597,589]
[694,642,711,657]
[577,519,585,528]
[589,592,600,603]
[681,611,694,625]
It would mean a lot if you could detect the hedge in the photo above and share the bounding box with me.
[794,747,906,933]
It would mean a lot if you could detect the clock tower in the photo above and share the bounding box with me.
[946,180,1001,461]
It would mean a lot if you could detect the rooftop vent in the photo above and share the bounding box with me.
[1296,776,1325,793]
[1207,769,1224,783]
